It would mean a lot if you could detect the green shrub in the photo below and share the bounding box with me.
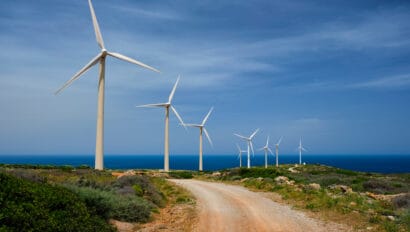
[133,184,143,196]
[0,173,115,232]
[112,175,165,207]
[235,167,282,178]
[60,165,74,172]
[77,165,91,169]
[67,185,153,222]
[363,179,394,194]
[169,171,193,179]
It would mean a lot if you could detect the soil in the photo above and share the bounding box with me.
[171,179,352,232]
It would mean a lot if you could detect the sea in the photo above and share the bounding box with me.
[0,154,409,174]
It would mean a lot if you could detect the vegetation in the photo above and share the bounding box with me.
[151,177,194,204]
[202,164,410,232]
[168,170,194,179]
[0,165,194,231]
[0,172,115,232]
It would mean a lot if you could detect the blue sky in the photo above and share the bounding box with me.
[0,0,409,156]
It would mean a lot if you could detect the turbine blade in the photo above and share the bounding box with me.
[107,52,160,73]
[171,106,184,125]
[236,143,241,152]
[203,128,213,147]
[234,133,248,140]
[168,76,180,103]
[202,107,214,125]
[268,147,274,155]
[136,103,168,108]
[302,147,307,152]
[266,135,270,147]
[277,136,283,146]
[88,0,105,49]
[250,128,259,139]
[258,147,264,151]
[250,142,255,156]
[183,123,201,127]
[55,53,102,95]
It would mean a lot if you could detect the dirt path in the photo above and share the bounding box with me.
[170,179,351,232]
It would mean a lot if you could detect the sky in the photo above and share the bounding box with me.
[0,0,409,156]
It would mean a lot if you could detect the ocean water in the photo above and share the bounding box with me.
[0,154,409,174]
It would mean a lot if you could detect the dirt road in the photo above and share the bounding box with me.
[170,179,350,232]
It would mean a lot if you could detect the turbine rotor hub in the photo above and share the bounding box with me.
[101,49,108,56]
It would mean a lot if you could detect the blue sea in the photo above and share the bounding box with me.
[0,154,409,174]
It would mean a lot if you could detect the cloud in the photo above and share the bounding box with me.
[350,74,410,89]
[109,5,182,21]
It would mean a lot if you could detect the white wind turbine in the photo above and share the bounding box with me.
[55,0,159,170]
[298,137,307,165]
[275,136,283,167]
[136,77,184,172]
[183,107,214,171]
[234,129,259,168]
[236,144,247,168]
[259,136,274,168]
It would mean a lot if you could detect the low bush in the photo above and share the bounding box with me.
[233,167,283,178]
[0,173,115,232]
[392,194,410,209]
[169,171,194,179]
[112,175,165,207]
[363,179,394,194]
[66,185,153,222]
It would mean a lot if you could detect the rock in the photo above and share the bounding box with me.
[349,201,357,207]
[366,192,381,200]
[288,166,300,173]
[387,215,395,221]
[366,226,373,230]
[275,176,289,184]
[256,177,264,182]
[329,185,353,194]
[305,183,321,191]
[240,178,249,182]
[212,171,221,177]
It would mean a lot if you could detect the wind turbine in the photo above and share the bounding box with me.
[234,129,259,168]
[259,136,274,168]
[136,77,184,172]
[236,144,247,168]
[298,137,307,165]
[275,136,283,167]
[183,107,214,171]
[55,0,159,170]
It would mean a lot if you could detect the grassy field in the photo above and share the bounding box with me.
[197,164,409,232]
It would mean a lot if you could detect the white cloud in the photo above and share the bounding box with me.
[351,74,410,89]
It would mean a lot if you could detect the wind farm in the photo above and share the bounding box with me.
[1,0,409,231]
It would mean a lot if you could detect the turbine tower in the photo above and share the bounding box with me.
[236,144,247,168]
[55,0,159,170]
[234,129,259,168]
[259,136,274,168]
[275,136,283,167]
[136,77,184,172]
[183,107,214,171]
[298,137,307,165]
